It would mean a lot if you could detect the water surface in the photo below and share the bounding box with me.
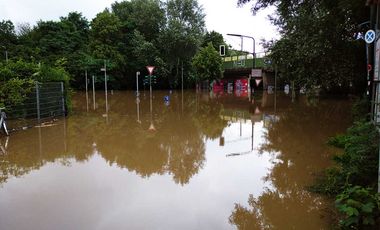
[0,90,351,229]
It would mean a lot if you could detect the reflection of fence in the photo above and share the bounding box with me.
[5,82,66,131]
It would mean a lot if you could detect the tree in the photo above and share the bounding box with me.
[111,0,166,87]
[159,0,206,87]
[202,31,225,50]
[89,10,123,66]
[238,0,368,93]
[192,43,223,82]
[0,20,17,62]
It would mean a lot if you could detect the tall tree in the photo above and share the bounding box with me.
[0,20,17,63]
[238,0,368,93]
[159,0,206,87]
[192,43,223,82]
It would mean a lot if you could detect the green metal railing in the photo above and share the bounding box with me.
[222,56,270,70]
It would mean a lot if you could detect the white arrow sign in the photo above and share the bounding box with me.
[146,66,155,75]
[255,79,262,86]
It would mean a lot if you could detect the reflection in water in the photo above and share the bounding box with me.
[229,93,352,229]
[0,91,351,229]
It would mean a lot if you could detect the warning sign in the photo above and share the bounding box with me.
[146,66,155,75]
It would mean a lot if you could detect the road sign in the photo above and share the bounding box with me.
[365,30,375,44]
[100,68,106,71]
[368,64,373,72]
[255,79,262,86]
[251,69,262,77]
[146,66,155,75]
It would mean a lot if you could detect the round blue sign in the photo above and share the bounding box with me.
[365,30,376,44]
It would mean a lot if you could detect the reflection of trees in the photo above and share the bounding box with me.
[0,91,229,186]
[192,93,227,140]
[230,98,352,229]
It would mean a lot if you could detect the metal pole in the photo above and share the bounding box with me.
[378,132,380,193]
[181,61,184,92]
[182,61,184,112]
[92,75,96,110]
[150,73,152,118]
[136,71,140,96]
[136,98,141,123]
[85,70,89,112]
[251,121,254,151]
[36,81,40,123]
[60,82,65,116]
[85,70,88,94]
[275,64,277,113]
[240,37,243,52]
[104,60,108,114]
[5,50,8,64]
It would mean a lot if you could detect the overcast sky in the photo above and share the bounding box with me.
[0,0,279,52]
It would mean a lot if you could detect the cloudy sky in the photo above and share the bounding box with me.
[0,0,279,52]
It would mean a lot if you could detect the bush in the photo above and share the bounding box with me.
[336,186,380,228]
[0,77,35,109]
[315,120,379,194]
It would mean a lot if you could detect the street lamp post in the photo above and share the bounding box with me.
[227,33,256,95]
[136,71,140,96]
[226,34,255,66]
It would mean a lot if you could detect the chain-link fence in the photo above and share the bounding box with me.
[4,81,66,131]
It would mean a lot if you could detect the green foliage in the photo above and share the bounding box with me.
[351,96,370,121]
[239,0,368,93]
[316,121,379,194]
[0,60,38,80]
[192,43,223,81]
[0,60,71,112]
[89,10,123,64]
[335,186,380,228]
[311,119,380,228]
[0,0,208,89]
[0,78,35,108]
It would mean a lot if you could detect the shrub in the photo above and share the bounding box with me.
[335,186,380,228]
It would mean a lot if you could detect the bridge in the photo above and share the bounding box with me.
[222,54,274,89]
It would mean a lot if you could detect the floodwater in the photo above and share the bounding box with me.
[0,90,351,230]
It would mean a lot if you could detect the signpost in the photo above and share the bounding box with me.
[101,61,108,114]
[146,66,156,131]
[136,71,140,96]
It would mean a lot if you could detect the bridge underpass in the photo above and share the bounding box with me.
[222,55,274,90]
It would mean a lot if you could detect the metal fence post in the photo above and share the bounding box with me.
[61,82,65,116]
[36,81,40,123]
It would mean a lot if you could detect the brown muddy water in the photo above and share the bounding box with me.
[0,90,352,230]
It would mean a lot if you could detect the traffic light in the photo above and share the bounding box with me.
[219,45,225,56]
[151,75,157,84]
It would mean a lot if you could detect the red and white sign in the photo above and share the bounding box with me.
[146,66,155,75]
[255,79,262,86]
